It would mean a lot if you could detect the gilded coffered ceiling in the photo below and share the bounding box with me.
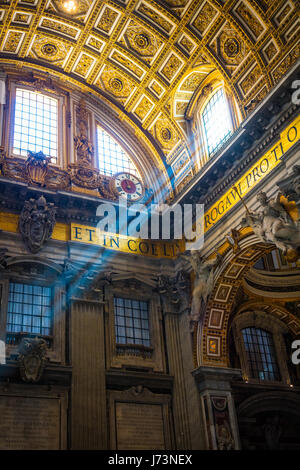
[0,0,299,198]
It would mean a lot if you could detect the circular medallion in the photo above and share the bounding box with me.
[224,38,240,58]
[41,43,58,57]
[134,33,150,49]
[161,128,172,142]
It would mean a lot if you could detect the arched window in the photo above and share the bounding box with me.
[242,327,280,381]
[96,125,140,177]
[201,88,233,157]
[13,87,58,162]
[187,73,241,168]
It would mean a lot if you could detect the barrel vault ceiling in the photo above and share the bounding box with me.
[0,0,299,198]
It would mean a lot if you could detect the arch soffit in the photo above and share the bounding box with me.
[5,255,64,275]
[238,391,300,418]
[195,230,300,368]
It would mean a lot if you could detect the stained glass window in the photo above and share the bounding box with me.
[96,126,139,177]
[242,327,280,381]
[7,282,53,336]
[114,297,150,347]
[202,88,232,156]
[13,88,58,162]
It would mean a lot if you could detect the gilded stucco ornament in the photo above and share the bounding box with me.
[277,164,300,210]
[68,100,100,189]
[122,21,163,62]
[69,101,119,199]
[225,228,240,254]
[214,26,248,71]
[30,35,71,66]
[25,150,51,186]
[0,248,8,269]
[18,336,48,383]
[151,116,179,152]
[241,191,300,261]
[19,195,56,253]
[0,0,299,201]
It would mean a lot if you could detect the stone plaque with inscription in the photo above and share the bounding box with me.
[0,395,61,450]
[116,402,165,450]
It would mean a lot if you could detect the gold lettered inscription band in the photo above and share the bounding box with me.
[70,225,185,259]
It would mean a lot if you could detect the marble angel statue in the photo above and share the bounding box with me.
[182,250,222,327]
[241,191,300,255]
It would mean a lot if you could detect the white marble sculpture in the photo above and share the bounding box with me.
[241,191,300,255]
[182,251,222,327]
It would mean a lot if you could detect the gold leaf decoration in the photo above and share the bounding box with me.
[74,53,95,77]
[192,2,218,35]
[30,35,71,65]
[96,6,119,34]
[123,20,163,63]
[240,64,261,95]
[160,54,183,81]
[236,2,264,38]
[3,31,23,53]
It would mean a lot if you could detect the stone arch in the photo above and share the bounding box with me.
[195,230,300,368]
[6,255,63,275]
[237,391,300,450]
[235,300,300,338]
[230,303,299,384]
[238,391,300,418]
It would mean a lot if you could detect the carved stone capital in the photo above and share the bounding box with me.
[158,270,190,314]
